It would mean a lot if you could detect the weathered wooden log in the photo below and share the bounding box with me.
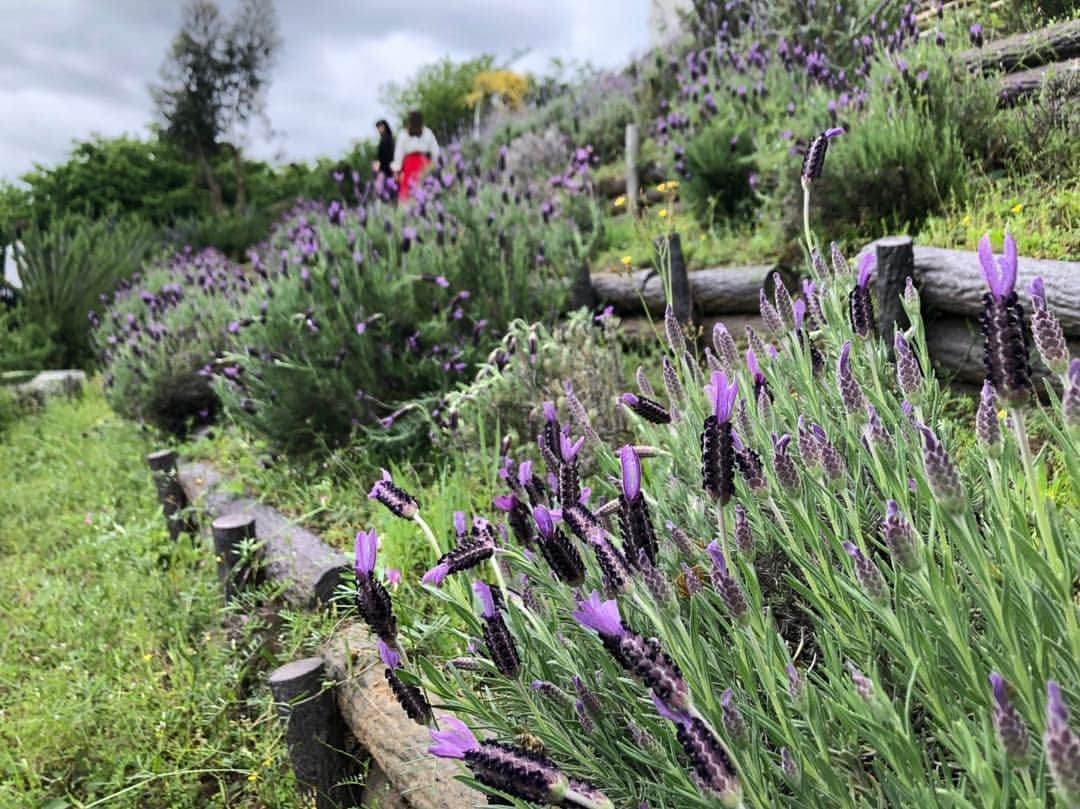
[858,243,1080,336]
[322,624,477,809]
[1000,57,1080,102]
[211,513,259,601]
[626,123,640,218]
[924,314,1080,386]
[959,19,1080,74]
[178,461,351,609]
[146,449,193,541]
[591,265,774,317]
[875,236,913,347]
[269,657,361,809]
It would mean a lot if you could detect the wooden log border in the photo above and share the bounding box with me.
[151,455,478,809]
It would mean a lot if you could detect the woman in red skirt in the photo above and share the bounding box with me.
[391,110,440,202]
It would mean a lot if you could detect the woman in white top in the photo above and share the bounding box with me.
[391,110,440,201]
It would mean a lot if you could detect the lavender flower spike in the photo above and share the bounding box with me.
[381,638,431,724]
[705,371,739,422]
[988,672,1029,763]
[881,501,921,572]
[475,580,521,677]
[842,542,889,604]
[354,529,378,576]
[894,333,922,400]
[917,424,965,510]
[428,717,614,808]
[620,392,671,424]
[651,694,742,807]
[1029,277,1069,374]
[369,469,419,519]
[975,380,1001,452]
[707,541,750,622]
[759,288,784,335]
[801,127,844,183]
[1045,680,1080,803]
[837,341,866,415]
[560,431,586,462]
[979,232,1031,403]
[849,255,876,338]
[573,591,623,637]
[619,445,642,501]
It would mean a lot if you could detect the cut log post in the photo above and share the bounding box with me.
[875,236,914,347]
[322,624,477,809]
[958,19,1080,74]
[857,243,1080,336]
[268,657,361,809]
[654,232,692,323]
[146,449,193,541]
[591,264,773,317]
[211,513,258,601]
[625,123,640,218]
[177,461,351,609]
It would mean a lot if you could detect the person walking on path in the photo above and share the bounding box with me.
[373,119,395,179]
[391,110,439,202]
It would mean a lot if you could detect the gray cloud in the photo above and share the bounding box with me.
[0,0,649,182]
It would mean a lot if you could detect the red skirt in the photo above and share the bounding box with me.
[398,152,431,201]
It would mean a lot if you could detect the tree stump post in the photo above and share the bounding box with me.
[211,513,259,601]
[269,657,361,809]
[654,232,692,324]
[146,449,193,541]
[625,123,640,217]
[875,236,915,348]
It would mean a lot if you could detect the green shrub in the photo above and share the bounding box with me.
[13,213,159,369]
[0,306,58,372]
[683,117,758,225]
[97,248,246,434]
[437,309,635,456]
[215,173,593,455]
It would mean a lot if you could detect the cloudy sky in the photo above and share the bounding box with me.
[0,0,653,184]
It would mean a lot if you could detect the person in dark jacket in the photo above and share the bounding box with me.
[373,119,394,178]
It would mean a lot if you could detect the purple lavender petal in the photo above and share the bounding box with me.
[573,591,623,637]
[428,716,479,759]
[473,580,497,618]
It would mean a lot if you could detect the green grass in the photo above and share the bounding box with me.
[0,386,319,809]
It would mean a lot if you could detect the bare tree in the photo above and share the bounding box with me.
[151,0,280,215]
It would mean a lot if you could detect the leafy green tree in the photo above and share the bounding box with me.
[380,55,495,143]
[151,0,280,215]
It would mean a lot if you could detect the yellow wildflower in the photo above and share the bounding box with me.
[961,214,971,226]
[613,195,626,207]
[1010,203,1023,214]
[666,180,679,190]
[142,653,153,662]
[655,182,667,192]
[658,208,668,218]
[997,409,1007,420]
[248,772,259,783]
[620,255,633,266]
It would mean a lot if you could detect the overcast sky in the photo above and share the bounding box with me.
[0,0,652,184]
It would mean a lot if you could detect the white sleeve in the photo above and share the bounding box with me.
[391,134,405,172]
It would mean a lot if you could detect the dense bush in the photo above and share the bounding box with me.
[213,151,598,454]
[13,213,159,369]
[682,117,758,225]
[436,308,634,455]
[96,247,249,434]
[357,233,1080,807]
[380,55,496,143]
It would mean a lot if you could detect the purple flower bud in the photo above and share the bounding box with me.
[773,273,795,330]
[355,564,397,642]
[453,510,467,537]
[863,404,892,451]
[664,304,687,356]
[979,233,1030,403]
[760,288,785,335]
[772,433,799,490]
[662,356,684,414]
[712,323,740,370]
[837,341,867,414]
[351,528,380,581]
[620,392,672,424]
[721,688,749,743]
[707,541,750,622]
[989,672,1029,762]
[619,445,642,502]
[787,664,807,707]
[573,674,603,721]
[976,380,1001,451]
[475,581,520,677]
[368,469,419,519]
[635,366,655,397]
[881,500,921,572]
[667,521,697,558]
[917,424,965,510]
[847,661,875,705]
[894,333,922,400]
[1029,277,1069,375]
[637,548,673,605]
[849,259,876,338]
[842,542,889,604]
[797,416,821,470]
[1045,680,1080,802]
[780,747,801,788]
[801,127,844,182]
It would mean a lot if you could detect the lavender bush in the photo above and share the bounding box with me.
[213,148,596,453]
[95,247,253,434]
[351,214,1079,805]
